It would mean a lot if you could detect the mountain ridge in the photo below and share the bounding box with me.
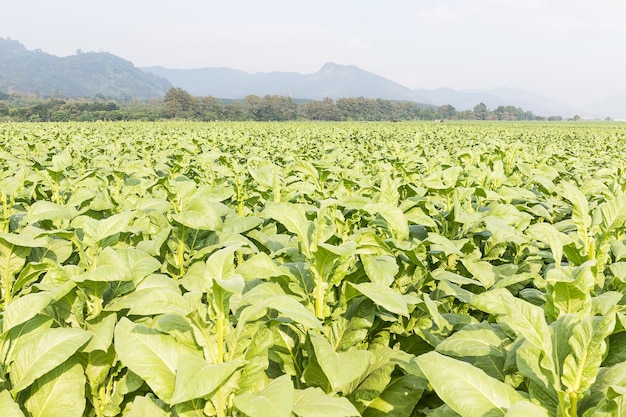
[0,37,171,98]
[2,37,625,118]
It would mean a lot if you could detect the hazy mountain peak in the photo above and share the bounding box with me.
[0,37,171,98]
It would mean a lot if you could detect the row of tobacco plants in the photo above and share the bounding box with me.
[1,121,626,416]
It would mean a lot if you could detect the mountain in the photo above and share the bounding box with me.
[142,63,428,102]
[0,38,171,98]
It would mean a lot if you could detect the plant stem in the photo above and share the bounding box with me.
[313,268,324,319]
[216,311,226,417]
[177,225,186,278]
[569,393,578,417]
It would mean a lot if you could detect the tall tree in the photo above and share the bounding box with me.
[473,102,488,120]
[163,88,199,119]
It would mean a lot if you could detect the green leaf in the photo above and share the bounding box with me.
[361,255,398,287]
[350,282,410,317]
[308,332,374,391]
[80,211,134,243]
[26,201,75,224]
[546,280,591,320]
[472,289,551,355]
[436,323,506,357]
[562,313,616,395]
[114,317,201,403]
[10,327,91,394]
[366,202,409,241]
[559,182,591,250]
[362,375,426,417]
[124,394,170,417]
[234,374,294,417]
[171,196,222,230]
[263,202,313,257]
[171,355,245,404]
[0,390,25,417]
[416,351,527,417]
[261,295,323,330]
[24,359,85,417]
[504,401,549,416]
[3,292,53,333]
[597,195,626,238]
[527,222,566,267]
[236,252,281,280]
[460,259,495,288]
[293,387,360,417]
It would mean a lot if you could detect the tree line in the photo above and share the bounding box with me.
[0,87,564,122]
[162,87,549,121]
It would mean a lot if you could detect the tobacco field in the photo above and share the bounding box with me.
[1,121,626,417]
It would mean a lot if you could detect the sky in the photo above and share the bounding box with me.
[2,0,626,105]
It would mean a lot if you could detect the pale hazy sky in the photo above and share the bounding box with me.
[2,0,625,105]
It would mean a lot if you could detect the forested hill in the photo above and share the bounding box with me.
[0,38,171,99]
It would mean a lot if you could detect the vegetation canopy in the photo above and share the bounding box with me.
[0,121,625,416]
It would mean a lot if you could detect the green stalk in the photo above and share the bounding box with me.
[177,225,186,278]
[3,257,12,306]
[216,310,226,417]
[313,268,324,319]
[1,193,8,233]
[235,175,244,265]
[91,385,105,417]
[569,393,578,417]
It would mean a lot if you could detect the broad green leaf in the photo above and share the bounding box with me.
[114,317,201,402]
[293,387,360,417]
[10,327,91,394]
[171,355,245,404]
[0,232,48,248]
[236,252,281,280]
[472,289,551,355]
[83,312,117,352]
[261,295,323,330]
[350,282,410,317]
[308,332,374,391]
[205,243,243,281]
[77,247,131,282]
[559,182,591,250]
[546,280,591,320]
[366,202,409,241]
[124,394,169,417]
[436,323,506,357]
[171,197,222,230]
[361,255,398,287]
[3,292,53,333]
[416,351,526,417]
[0,390,25,417]
[24,359,85,417]
[26,201,75,223]
[80,211,134,243]
[362,375,426,417]
[597,194,626,238]
[460,259,495,288]
[562,313,616,395]
[262,202,313,257]
[234,374,294,417]
[504,401,549,416]
[527,222,566,267]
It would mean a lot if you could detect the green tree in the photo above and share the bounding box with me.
[436,104,457,120]
[301,98,340,121]
[163,87,199,119]
[199,96,223,121]
[474,102,488,120]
